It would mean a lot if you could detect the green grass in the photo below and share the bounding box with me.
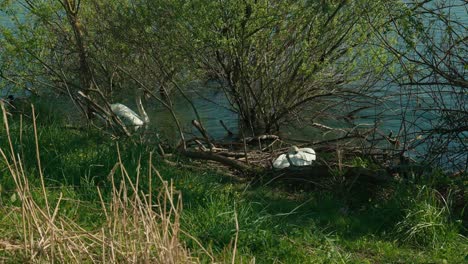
[0,106,467,263]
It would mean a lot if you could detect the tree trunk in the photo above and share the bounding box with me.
[63,0,94,118]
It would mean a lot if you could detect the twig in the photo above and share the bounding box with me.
[192,120,215,149]
[220,120,234,136]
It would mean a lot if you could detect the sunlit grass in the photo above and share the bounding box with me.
[0,103,466,263]
[0,104,198,263]
[395,186,459,248]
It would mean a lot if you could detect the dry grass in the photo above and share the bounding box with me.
[0,103,201,263]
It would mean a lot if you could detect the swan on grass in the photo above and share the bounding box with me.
[273,146,316,169]
[110,92,149,131]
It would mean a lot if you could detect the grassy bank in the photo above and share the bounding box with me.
[0,106,466,263]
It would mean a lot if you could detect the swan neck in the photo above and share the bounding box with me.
[136,95,149,124]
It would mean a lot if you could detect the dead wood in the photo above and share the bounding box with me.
[244,134,280,144]
[192,120,215,149]
[179,149,254,173]
[216,151,246,158]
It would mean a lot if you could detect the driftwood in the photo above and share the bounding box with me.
[244,134,280,144]
[261,139,280,151]
[311,122,347,133]
[216,151,246,158]
[194,140,208,151]
[179,149,254,173]
[192,120,215,149]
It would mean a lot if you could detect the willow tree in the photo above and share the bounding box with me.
[179,0,396,135]
[0,0,187,135]
[0,1,65,96]
[373,0,467,170]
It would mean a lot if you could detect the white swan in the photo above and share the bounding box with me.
[111,93,149,131]
[273,146,316,169]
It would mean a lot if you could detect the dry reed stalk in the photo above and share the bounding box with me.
[0,106,199,263]
[31,105,51,217]
[231,209,239,264]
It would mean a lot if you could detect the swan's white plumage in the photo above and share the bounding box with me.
[110,95,149,131]
[273,146,316,169]
[111,103,144,127]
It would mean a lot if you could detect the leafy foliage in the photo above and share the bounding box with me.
[179,0,398,133]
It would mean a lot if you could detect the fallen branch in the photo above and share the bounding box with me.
[180,149,254,173]
[192,120,215,149]
[311,122,347,133]
[244,134,280,144]
[216,151,246,159]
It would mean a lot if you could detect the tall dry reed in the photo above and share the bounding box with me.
[0,103,200,263]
